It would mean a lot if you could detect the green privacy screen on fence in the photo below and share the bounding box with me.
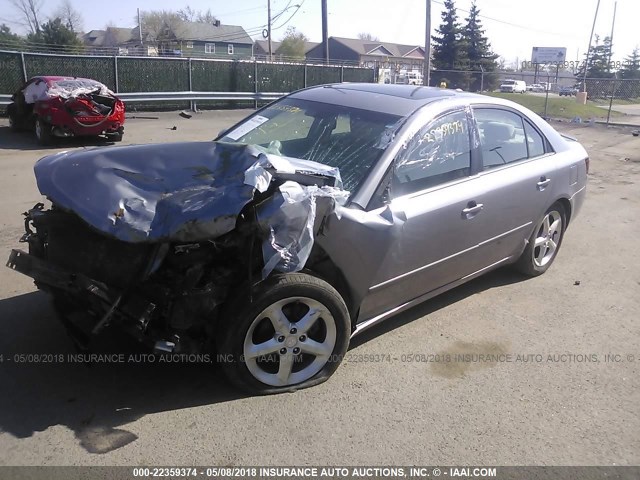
[0,51,375,99]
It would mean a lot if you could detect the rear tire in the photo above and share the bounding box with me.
[515,202,566,276]
[216,273,351,395]
[35,117,52,145]
[8,105,19,131]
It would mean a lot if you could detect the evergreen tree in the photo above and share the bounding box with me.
[620,47,640,80]
[0,24,23,49]
[431,0,468,87]
[576,35,614,80]
[463,1,499,91]
[432,0,467,69]
[27,17,83,52]
[620,47,640,98]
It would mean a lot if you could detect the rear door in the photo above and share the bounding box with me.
[468,106,557,265]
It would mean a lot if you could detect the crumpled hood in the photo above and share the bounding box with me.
[34,142,318,243]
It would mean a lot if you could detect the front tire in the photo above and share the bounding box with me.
[216,273,351,394]
[515,203,566,276]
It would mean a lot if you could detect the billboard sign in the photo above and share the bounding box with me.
[531,47,567,64]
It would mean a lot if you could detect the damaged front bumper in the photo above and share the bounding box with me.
[7,248,157,350]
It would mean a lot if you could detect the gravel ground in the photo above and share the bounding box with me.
[0,111,638,466]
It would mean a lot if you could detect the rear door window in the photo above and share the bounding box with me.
[474,108,529,169]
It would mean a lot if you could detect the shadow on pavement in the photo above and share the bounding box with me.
[0,126,117,151]
[0,267,526,454]
[0,291,244,454]
[350,267,527,348]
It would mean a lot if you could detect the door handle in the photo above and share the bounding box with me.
[537,176,551,190]
[462,201,484,218]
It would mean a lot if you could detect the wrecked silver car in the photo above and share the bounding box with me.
[7,84,588,394]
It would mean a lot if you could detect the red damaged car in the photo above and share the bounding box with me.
[7,76,125,145]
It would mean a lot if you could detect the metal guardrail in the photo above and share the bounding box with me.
[117,91,286,102]
[0,91,286,107]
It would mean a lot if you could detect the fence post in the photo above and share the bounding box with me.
[606,78,617,126]
[304,63,307,88]
[254,59,258,110]
[188,57,193,111]
[543,73,550,119]
[340,65,344,83]
[113,56,119,93]
[20,52,27,82]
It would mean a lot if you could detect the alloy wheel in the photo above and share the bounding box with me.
[532,210,562,267]
[243,296,336,387]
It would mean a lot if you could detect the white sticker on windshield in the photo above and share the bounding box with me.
[225,115,269,140]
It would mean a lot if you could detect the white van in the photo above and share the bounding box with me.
[500,79,526,93]
[396,70,423,85]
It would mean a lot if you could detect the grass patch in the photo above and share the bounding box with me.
[591,97,640,106]
[481,92,623,120]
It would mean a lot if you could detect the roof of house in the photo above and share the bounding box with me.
[83,27,135,47]
[254,39,319,54]
[83,22,253,47]
[175,21,252,44]
[329,37,425,59]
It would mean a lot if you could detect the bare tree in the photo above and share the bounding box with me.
[357,32,380,41]
[177,6,218,23]
[177,6,197,22]
[54,0,83,32]
[138,10,185,47]
[8,0,43,34]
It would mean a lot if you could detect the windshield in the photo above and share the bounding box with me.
[220,98,403,192]
[502,80,515,85]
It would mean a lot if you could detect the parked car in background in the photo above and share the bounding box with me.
[7,84,588,394]
[500,79,527,93]
[7,76,125,145]
[529,84,546,93]
[559,86,579,97]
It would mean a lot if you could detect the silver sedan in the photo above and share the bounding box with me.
[7,84,588,395]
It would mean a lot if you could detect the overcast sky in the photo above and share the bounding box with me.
[1,0,637,65]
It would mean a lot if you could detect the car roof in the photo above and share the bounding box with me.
[290,83,482,117]
[30,76,100,83]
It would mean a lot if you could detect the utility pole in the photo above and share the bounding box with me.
[423,0,431,86]
[321,0,329,64]
[268,0,272,62]
[607,1,617,71]
[582,0,601,92]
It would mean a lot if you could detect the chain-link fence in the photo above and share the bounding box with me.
[0,50,375,111]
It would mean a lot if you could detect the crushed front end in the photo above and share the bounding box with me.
[6,142,348,354]
[8,202,257,353]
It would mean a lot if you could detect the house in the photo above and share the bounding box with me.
[82,21,253,59]
[305,37,425,70]
[149,20,253,58]
[254,40,319,60]
[83,27,136,55]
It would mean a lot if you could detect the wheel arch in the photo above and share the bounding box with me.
[304,245,358,328]
[553,196,572,227]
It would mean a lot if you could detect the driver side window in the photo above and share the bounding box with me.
[393,110,471,196]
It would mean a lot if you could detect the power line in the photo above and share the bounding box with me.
[431,0,582,40]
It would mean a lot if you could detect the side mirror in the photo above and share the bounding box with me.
[216,129,228,140]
